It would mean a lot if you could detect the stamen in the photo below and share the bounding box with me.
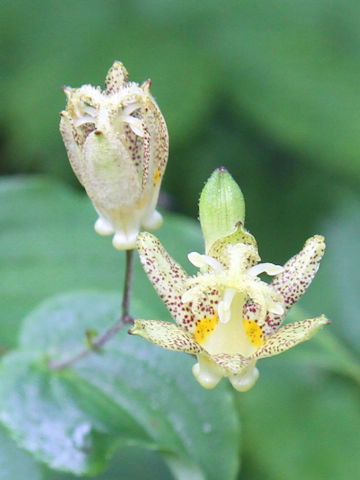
[188,252,223,271]
[181,288,197,304]
[125,116,144,137]
[123,103,141,116]
[248,262,284,277]
[267,302,284,315]
[74,115,96,127]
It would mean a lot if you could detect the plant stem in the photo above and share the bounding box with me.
[48,249,135,371]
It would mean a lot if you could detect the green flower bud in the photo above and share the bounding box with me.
[199,167,245,252]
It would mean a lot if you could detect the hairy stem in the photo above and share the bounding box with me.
[49,249,135,371]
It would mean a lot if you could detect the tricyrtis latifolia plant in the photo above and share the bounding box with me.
[59,61,328,390]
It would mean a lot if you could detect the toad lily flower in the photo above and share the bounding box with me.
[60,61,168,249]
[130,170,328,392]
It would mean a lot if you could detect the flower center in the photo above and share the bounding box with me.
[198,293,260,356]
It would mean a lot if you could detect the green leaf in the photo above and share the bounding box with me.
[0,292,240,479]
[42,446,172,480]
[320,195,360,351]
[0,423,42,480]
[0,175,202,349]
[237,359,360,480]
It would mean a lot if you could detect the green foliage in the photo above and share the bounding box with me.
[0,178,240,479]
[1,174,360,479]
[0,292,240,479]
[2,0,360,203]
[238,361,360,480]
[2,1,360,473]
[0,424,42,480]
[0,176,201,350]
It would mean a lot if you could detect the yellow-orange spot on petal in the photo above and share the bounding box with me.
[194,314,218,344]
[154,168,161,186]
[243,319,264,347]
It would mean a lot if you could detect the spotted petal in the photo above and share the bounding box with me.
[104,61,128,94]
[211,353,251,374]
[253,315,329,359]
[130,319,202,354]
[140,81,168,191]
[59,112,87,185]
[267,235,326,329]
[137,233,196,331]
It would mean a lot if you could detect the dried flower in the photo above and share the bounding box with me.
[60,61,168,249]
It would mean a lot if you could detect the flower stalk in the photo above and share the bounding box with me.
[48,249,135,371]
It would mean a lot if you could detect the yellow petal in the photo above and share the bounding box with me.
[129,319,202,354]
[253,315,329,359]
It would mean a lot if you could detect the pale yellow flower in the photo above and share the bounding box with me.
[130,224,328,392]
[60,61,168,249]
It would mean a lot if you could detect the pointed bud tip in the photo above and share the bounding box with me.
[199,168,246,252]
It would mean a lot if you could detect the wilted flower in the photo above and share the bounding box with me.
[60,61,168,249]
[130,169,328,392]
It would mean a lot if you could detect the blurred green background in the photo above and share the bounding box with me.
[1,1,360,479]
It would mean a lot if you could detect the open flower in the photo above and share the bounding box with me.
[130,170,328,392]
[60,61,168,249]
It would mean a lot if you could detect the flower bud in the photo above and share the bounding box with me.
[60,61,168,249]
[199,167,245,252]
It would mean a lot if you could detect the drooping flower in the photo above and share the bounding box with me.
[60,61,168,249]
[130,169,328,392]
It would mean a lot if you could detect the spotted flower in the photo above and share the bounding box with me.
[130,170,328,391]
[60,61,168,249]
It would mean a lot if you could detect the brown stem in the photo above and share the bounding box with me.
[49,249,135,371]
